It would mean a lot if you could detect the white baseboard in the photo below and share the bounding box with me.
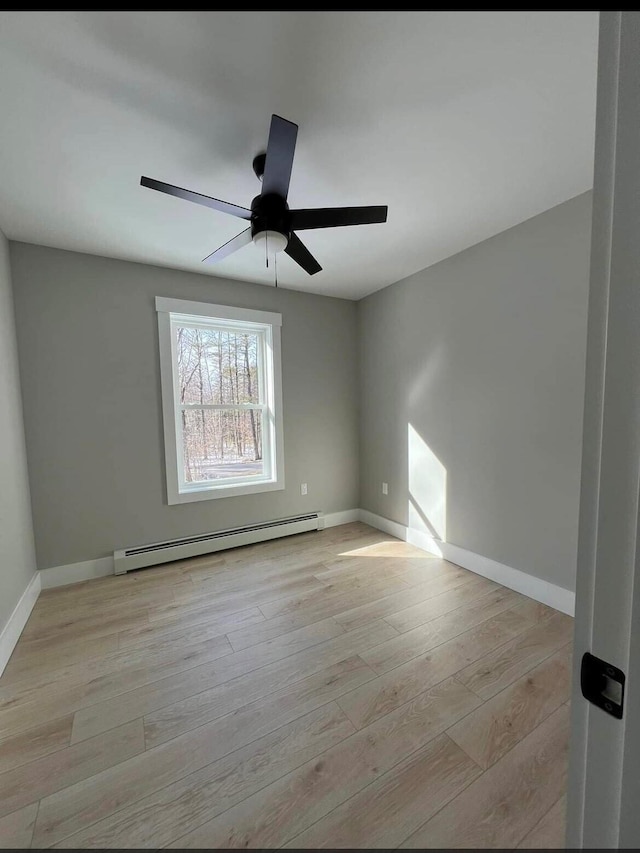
[39,556,114,589]
[359,509,408,541]
[323,509,361,528]
[36,510,574,617]
[359,509,575,617]
[0,572,41,676]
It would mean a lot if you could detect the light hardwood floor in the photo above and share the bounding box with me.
[0,522,573,849]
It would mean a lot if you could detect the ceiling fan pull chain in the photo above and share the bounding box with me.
[275,252,278,288]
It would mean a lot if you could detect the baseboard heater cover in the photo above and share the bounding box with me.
[113,512,325,575]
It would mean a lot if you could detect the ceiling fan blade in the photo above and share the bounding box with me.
[290,206,388,230]
[141,177,251,220]
[284,233,322,276]
[202,228,252,264]
[261,115,298,199]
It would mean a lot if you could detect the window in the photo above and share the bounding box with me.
[156,297,284,503]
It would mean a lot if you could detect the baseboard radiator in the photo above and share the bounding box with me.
[113,512,325,575]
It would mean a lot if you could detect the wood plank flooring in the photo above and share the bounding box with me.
[0,522,573,849]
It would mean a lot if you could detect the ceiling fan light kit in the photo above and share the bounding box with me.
[141,114,388,276]
[252,230,288,255]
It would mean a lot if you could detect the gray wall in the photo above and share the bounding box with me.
[9,244,359,570]
[358,192,592,592]
[0,231,36,631]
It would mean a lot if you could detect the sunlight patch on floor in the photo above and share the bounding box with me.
[338,541,436,559]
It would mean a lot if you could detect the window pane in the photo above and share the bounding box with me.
[181,408,264,483]
[176,326,260,405]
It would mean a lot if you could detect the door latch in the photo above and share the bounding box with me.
[581,652,625,719]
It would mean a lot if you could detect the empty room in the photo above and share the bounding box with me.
[2,10,638,850]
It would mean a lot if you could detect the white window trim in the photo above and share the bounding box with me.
[156,296,284,504]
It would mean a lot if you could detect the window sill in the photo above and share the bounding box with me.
[168,478,285,504]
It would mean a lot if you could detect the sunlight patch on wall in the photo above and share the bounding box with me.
[408,423,447,543]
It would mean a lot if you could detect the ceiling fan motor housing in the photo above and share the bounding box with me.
[250,192,290,246]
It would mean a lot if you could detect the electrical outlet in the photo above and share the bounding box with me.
[382,482,388,495]
[301,483,308,496]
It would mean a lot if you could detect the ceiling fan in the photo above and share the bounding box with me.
[140,114,388,276]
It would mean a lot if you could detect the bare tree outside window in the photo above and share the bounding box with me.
[157,297,283,504]
[176,326,264,483]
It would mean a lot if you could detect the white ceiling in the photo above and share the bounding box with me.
[0,11,598,300]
